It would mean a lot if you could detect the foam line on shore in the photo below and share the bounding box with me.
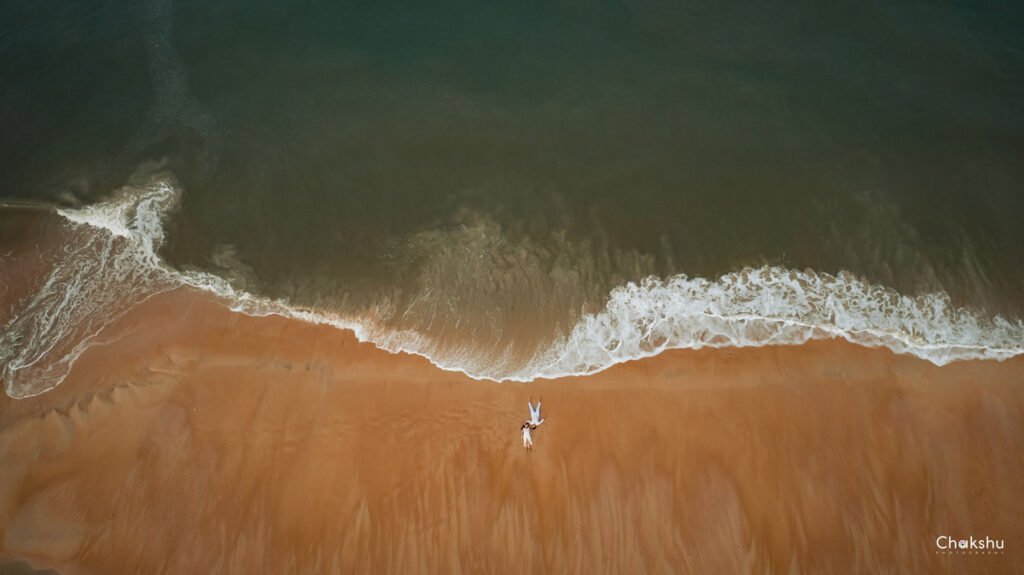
[3,173,1023,397]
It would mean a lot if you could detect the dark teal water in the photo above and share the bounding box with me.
[3,0,1024,374]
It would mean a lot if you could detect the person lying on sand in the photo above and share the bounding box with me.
[528,398,544,427]
[521,422,534,451]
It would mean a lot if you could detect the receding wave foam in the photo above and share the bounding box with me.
[1,178,179,398]
[3,172,1023,397]
[1,170,365,398]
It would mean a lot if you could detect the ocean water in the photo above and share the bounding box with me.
[2,0,1024,396]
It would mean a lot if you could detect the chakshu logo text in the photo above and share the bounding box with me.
[936,535,1004,552]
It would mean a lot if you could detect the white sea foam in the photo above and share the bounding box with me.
[1,179,180,398]
[526,270,1024,380]
[3,175,1022,397]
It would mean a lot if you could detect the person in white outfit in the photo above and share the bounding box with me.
[521,422,533,451]
[521,398,544,451]
[528,398,544,427]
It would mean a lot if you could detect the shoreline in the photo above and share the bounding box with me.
[7,195,1024,400]
[2,288,1023,573]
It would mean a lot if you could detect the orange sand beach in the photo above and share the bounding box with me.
[1,285,1024,574]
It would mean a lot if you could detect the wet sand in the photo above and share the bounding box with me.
[1,287,1023,574]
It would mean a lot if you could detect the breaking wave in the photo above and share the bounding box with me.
[2,173,1023,397]
[532,270,1024,379]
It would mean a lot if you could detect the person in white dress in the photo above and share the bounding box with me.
[521,422,533,451]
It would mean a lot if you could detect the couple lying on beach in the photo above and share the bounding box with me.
[521,399,544,451]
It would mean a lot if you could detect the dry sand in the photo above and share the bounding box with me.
[1,287,1023,574]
